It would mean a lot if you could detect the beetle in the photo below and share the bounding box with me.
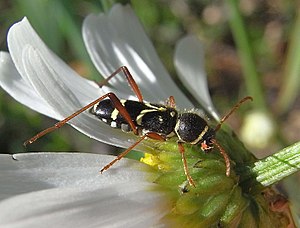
[25,66,252,186]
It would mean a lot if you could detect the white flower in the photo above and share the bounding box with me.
[0,4,218,227]
[0,153,169,228]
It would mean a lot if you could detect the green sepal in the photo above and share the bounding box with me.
[142,128,295,227]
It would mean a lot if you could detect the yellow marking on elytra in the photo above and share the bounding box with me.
[111,109,119,120]
[136,109,157,125]
[136,103,167,125]
[144,103,167,111]
[111,100,126,120]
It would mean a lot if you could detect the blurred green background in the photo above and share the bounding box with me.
[0,0,299,222]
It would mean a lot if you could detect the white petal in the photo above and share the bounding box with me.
[0,186,166,228]
[83,4,193,108]
[7,17,142,149]
[0,52,58,119]
[0,153,167,228]
[174,36,220,121]
[0,153,147,199]
[7,17,100,107]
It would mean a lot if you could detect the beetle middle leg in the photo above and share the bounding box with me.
[178,142,196,187]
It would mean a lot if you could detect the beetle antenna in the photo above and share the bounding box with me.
[214,96,253,132]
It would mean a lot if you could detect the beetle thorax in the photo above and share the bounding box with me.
[174,113,215,148]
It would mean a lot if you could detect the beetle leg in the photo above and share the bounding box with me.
[24,92,138,145]
[178,142,196,187]
[100,131,166,173]
[97,66,144,102]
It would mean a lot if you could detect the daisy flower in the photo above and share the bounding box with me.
[0,4,295,227]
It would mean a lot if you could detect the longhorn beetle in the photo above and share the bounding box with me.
[25,66,252,187]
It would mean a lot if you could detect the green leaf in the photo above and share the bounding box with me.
[253,141,300,186]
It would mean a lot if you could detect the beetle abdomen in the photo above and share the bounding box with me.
[90,99,177,135]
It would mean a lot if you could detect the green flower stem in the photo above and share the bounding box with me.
[277,10,300,114]
[253,141,300,186]
[226,0,266,110]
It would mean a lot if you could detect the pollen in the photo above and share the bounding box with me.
[140,153,160,167]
